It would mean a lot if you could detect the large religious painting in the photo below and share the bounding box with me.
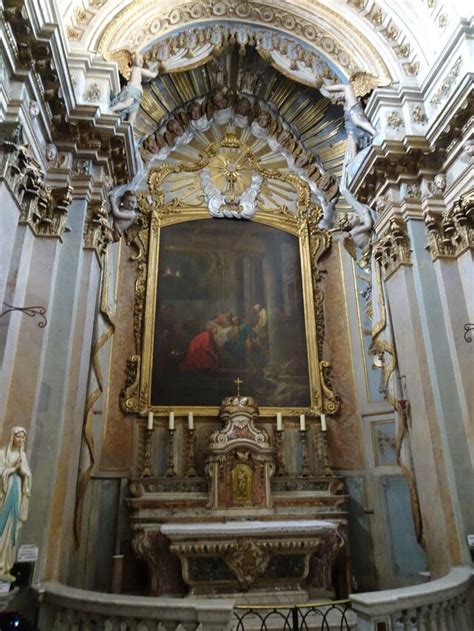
[149,219,311,408]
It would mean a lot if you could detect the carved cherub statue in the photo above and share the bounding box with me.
[338,205,374,269]
[106,50,159,127]
[320,71,381,164]
[109,189,139,236]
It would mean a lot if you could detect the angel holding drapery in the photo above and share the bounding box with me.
[320,71,381,164]
[106,50,159,127]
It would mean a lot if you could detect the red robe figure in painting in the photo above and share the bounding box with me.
[180,325,218,372]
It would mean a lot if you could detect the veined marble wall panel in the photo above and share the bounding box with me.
[432,258,474,466]
[93,478,121,592]
[345,475,376,590]
[384,264,462,574]
[0,184,19,307]
[45,248,101,583]
[0,224,34,381]
[323,243,362,470]
[380,475,427,578]
[408,221,473,542]
[457,250,473,322]
[18,199,93,581]
[99,242,135,473]
[1,232,60,436]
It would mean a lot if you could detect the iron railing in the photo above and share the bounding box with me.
[233,599,355,630]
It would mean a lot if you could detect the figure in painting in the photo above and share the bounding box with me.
[107,51,159,127]
[320,72,379,164]
[252,304,268,352]
[180,322,218,373]
[0,427,31,582]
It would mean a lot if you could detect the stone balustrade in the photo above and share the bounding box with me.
[350,566,473,631]
[35,582,235,631]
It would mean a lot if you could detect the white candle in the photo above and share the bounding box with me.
[147,411,153,431]
[188,412,194,430]
[169,411,175,431]
[321,413,327,432]
[276,412,283,432]
[300,413,306,431]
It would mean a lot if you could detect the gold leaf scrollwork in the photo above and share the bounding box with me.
[120,355,141,414]
[319,360,340,414]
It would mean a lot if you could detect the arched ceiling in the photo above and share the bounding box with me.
[134,44,351,217]
[60,0,459,83]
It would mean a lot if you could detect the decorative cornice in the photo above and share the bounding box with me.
[424,190,473,261]
[373,216,412,279]
[0,138,73,238]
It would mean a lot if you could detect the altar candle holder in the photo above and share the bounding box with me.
[185,428,197,478]
[321,417,333,477]
[165,428,176,477]
[300,429,310,477]
[276,428,287,477]
[141,417,154,478]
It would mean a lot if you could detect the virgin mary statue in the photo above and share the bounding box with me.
[0,427,31,581]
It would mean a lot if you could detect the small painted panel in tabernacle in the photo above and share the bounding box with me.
[150,219,311,407]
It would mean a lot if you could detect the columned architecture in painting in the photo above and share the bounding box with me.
[0,0,472,628]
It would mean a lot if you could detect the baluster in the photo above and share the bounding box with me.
[456,594,472,630]
[428,603,439,631]
[445,599,456,630]
[418,606,428,631]
[402,608,417,631]
[438,601,448,631]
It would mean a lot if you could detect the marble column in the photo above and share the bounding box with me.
[379,217,472,575]
[15,198,102,584]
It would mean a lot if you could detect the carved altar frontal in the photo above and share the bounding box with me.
[128,396,348,597]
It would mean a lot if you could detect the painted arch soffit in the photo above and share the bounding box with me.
[71,0,394,82]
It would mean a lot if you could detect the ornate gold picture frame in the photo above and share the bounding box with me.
[120,139,339,419]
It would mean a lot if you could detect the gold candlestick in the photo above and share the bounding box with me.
[165,429,176,477]
[300,429,310,477]
[141,426,153,478]
[276,429,287,476]
[186,428,197,477]
[322,425,332,476]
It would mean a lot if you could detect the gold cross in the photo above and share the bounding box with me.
[234,377,243,396]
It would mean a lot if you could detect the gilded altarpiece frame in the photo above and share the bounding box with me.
[121,140,339,419]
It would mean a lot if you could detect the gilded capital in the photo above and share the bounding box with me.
[424,190,473,261]
[373,216,412,279]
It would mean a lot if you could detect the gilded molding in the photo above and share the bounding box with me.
[373,216,412,279]
[424,190,474,261]
[120,146,337,417]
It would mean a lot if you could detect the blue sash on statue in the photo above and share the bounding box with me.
[0,474,20,545]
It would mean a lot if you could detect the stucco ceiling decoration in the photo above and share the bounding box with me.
[90,0,392,82]
[134,24,338,91]
[135,44,351,217]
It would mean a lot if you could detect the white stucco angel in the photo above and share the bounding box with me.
[0,427,31,582]
[109,189,139,236]
[106,50,159,127]
[320,72,380,164]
